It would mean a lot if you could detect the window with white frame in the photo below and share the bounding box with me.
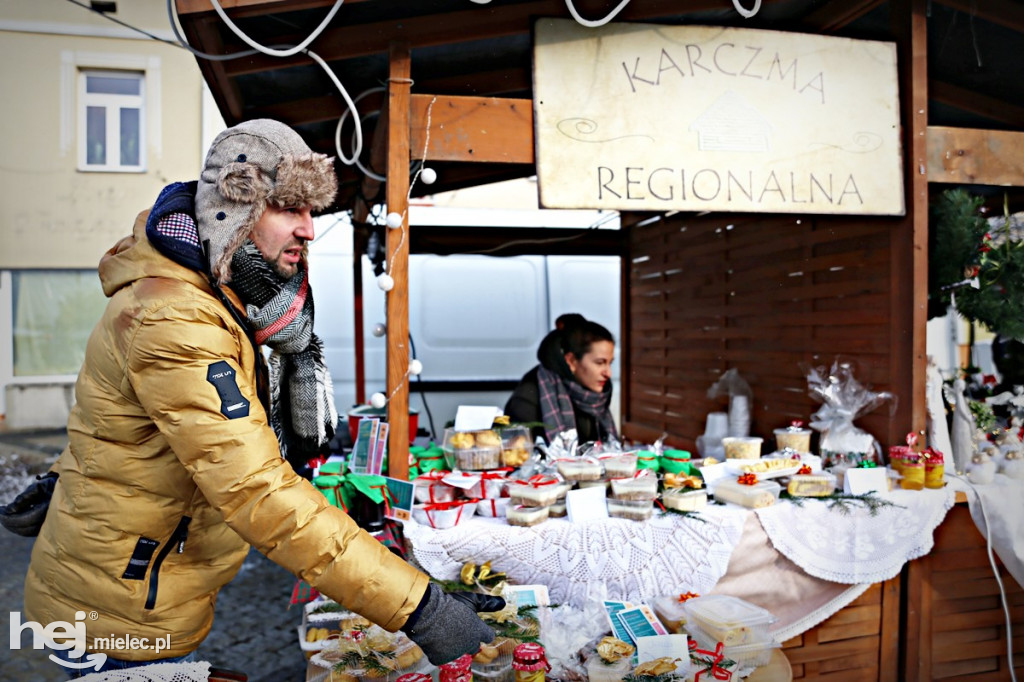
[78,70,145,172]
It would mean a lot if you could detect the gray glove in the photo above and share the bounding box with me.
[403,583,505,665]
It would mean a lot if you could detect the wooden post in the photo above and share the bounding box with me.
[385,42,411,480]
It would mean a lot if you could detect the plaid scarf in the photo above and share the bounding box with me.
[536,364,617,443]
[230,242,338,468]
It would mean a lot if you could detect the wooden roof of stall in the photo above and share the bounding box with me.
[175,0,1024,219]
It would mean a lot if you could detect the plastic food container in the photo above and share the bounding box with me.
[476,497,511,517]
[662,488,708,512]
[585,655,633,682]
[607,497,654,521]
[609,470,659,500]
[722,436,763,460]
[774,425,812,453]
[467,471,508,500]
[499,426,532,468]
[411,500,476,529]
[548,501,567,517]
[442,427,503,470]
[652,594,692,633]
[713,478,781,508]
[683,594,778,647]
[555,457,603,482]
[506,504,550,527]
[599,453,638,479]
[507,476,562,507]
[687,622,780,668]
[413,474,457,504]
[786,472,837,497]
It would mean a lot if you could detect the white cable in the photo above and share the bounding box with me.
[336,87,387,182]
[563,0,632,27]
[208,0,344,58]
[304,49,362,166]
[955,474,1017,681]
[732,0,762,19]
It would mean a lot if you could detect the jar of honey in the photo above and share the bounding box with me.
[900,454,925,490]
[925,450,945,488]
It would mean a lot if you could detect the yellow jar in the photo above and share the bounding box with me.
[901,457,924,490]
[925,456,945,489]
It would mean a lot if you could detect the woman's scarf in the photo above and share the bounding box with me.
[230,242,338,467]
[536,363,618,444]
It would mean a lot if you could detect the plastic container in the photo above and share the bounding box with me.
[713,478,781,508]
[607,497,654,521]
[500,426,532,468]
[687,622,780,668]
[477,497,511,517]
[722,436,763,460]
[786,472,836,497]
[599,453,638,479]
[506,504,550,527]
[443,427,503,470]
[413,474,457,504]
[507,477,562,507]
[652,594,694,633]
[555,457,603,482]
[683,594,778,647]
[774,425,812,453]
[411,500,476,529]
[585,655,632,682]
[662,488,708,511]
[609,469,659,500]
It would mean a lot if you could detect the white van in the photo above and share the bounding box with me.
[307,209,621,441]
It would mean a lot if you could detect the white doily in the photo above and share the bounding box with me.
[404,509,749,607]
[754,486,956,583]
[76,661,211,682]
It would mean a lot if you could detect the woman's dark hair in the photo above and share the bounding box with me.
[561,319,614,359]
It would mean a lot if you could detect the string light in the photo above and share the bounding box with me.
[385,212,404,229]
[420,168,437,185]
[370,392,387,409]
[372,322,387,337]
[376,273,394,292]
[409,359,423,376]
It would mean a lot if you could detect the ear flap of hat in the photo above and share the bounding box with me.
[217,161,273,204]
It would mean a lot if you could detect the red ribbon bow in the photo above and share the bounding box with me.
[690,641,733,682]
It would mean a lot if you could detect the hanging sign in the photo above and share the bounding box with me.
[533,19,904,215]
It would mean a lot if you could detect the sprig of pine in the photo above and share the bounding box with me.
[781,490,905,516]
[309,601,345,614]
[330,646,397,676]
[658,507,708,523]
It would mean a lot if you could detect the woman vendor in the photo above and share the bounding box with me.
[505,315,619,444]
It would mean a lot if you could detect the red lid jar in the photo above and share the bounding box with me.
[439,653,473,682]
[513,642,550,681]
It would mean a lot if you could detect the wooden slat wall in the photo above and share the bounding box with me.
[622,212,905,451]
[904,504,1024,681]
[782,580,900,681]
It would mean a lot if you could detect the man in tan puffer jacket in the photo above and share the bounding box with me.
[23,119,500,677]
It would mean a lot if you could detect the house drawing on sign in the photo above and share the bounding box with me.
[689,90,773,153]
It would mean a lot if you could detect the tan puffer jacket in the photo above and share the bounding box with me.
[24,210,428,659]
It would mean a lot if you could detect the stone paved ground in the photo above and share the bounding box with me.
[0,430,310,682]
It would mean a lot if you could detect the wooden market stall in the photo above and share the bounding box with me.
[175,1,1024,679]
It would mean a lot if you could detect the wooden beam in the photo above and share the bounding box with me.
[926,126,1024,186]
[930,80,1024,130]
[409,95,533,164]
[216,0,786,77]
[801,0,886,32]
[935,0,1024,33]
[385,42,412,480]
[890,0,930,553]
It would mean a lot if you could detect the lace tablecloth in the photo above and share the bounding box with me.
[754,486,957,583]
[404,506,750,607]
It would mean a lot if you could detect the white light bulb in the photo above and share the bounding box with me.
[409,359,423,376]
[372,322,387,338]
[377,273,394,292]
[420,168,437,185]
[370,392,387,409]
[385,212,403,229]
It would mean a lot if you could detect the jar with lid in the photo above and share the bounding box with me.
[512,642,550,682]
[438,653,473,682]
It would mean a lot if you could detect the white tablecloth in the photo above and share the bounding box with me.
[402,486,959,640]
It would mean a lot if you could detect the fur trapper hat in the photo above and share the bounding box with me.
[195,119,337,283]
